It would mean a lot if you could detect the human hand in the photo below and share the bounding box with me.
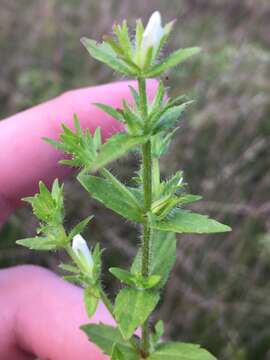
[0,80,157,360]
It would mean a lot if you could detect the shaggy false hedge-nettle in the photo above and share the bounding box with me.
[17,11,231,360]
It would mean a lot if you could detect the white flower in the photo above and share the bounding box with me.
[141,11,164,57]
[72,234,93,275]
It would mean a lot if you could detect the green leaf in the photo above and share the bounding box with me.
[109,267,135,286]
[81,38,134,75]
[141,275,161,289]
[151,128,178,159]
[113,20,133,59]
[177,194,202,205]
[150,320,164,348]
[81,323,138,359]
[111,344,126,360]
[145,47,201,77]
[91,243,103,281]
[114,288,160,339]
[63,274,82,285]
[16,237,58,250]
[154,320,164,340]
[23,180,64,225]
[69,216,94,240]
[150,209,231,234]
[150,81,165,114]
[94,103,124,122]
[153,101,193,134]
[131,231,176,289]
[109,267,160,289]
[128,85,140,110]
[59,263,79,274]
[102,35,125,56]
[90,133,148,172]
[78,173,143,223]
[143,46,154,69]
[122,100,143,134]
[44,117,102,168]
[84,287,100,318]
[147,341,216,360]
[157,171,184,199]
[149,232,176,288]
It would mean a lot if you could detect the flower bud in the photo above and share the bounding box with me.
[140,11,164,66]
[72,234,93,275]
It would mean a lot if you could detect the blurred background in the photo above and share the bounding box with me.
[0,0,270,359]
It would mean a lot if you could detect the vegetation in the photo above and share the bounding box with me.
[1,1,270,359]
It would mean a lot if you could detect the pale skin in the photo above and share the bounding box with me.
[0,80,158,360]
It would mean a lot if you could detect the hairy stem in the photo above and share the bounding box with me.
[138,78,152,356]
[152,157,160,195]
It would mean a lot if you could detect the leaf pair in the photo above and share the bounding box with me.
[81,35,200,77]
[79,170,231,234]
[110,267,161,289]
[82,323,216,359]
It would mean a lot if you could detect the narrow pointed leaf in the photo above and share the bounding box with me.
[94,103,124,122]
[16,237,58,250]
[84,287,100,318]
[90,133,148,172]
[128,85,140,109]
[150,81,165,113]
[113,20,133,59]
[69,216,94,240]
[109,267,135,286]
[58,263,79,274]
[110,267,160,289]
[150,209,231,234]
[153,101,193,134]
[145,47,201,77]
[177,194,202,205]
[147,341,216,360]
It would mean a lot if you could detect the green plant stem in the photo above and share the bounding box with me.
[141,142,152,278]
[138,77,152,357]
[152,157,160,195]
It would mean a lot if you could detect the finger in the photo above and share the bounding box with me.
[0,265,112,359]
[0,80,158,225]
